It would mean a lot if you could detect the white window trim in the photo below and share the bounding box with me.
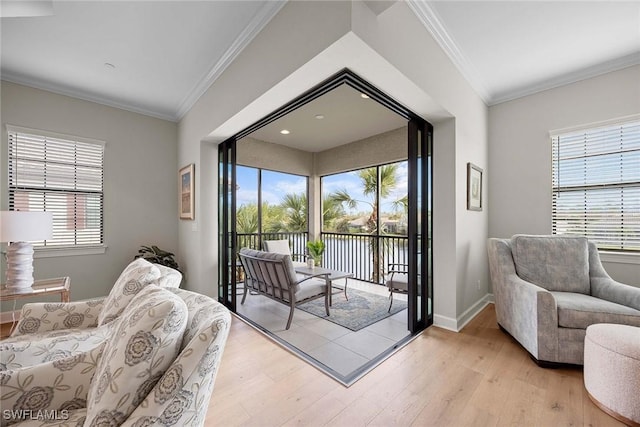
[549,113,640,137]
[550,116,640,253]
[599,250,639,265]
[6,124,106,147]
[6,124,106,255]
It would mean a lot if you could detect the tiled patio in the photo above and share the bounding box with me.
[236,278,409,383]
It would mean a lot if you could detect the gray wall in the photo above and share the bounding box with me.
[488,65,640,286]
[0,81,179,302]
[237,136,313,176]
[315,127,407,176]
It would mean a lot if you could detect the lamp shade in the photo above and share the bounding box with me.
[0,211,53,242]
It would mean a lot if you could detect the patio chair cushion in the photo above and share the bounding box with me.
[98,258,162,326]
[85,285,188,425]
[511,234,590,294]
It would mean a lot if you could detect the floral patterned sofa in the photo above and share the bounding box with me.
[0,259,231,426]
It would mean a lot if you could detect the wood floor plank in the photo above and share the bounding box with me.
[208,306,623,427]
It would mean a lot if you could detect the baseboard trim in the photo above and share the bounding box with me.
[433,293,494,332]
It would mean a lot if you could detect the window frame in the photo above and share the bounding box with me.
[6,125,106,257]
[550,116,640,254]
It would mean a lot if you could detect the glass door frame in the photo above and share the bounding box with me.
[218,137,237,310]
[217,69,433,333]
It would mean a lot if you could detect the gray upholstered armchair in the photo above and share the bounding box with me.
[487,234,640,365]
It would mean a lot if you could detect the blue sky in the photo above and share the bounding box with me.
[236,162,409,215]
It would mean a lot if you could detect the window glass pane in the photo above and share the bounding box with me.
[8,128,104,248]
[552,120,640,251]
[380,161,408,236]
[236,166,259,249]
[260,170,307,233]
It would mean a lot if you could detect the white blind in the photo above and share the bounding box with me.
[552,120,640,252]
[8,126,105,248]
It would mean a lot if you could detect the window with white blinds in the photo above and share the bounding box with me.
[7,126,105,249]
[552,120,640,252]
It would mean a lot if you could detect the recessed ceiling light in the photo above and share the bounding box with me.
[360,93,370,99]
[280,129,290,135]
[104,63,116,69]
[315,114,325,120]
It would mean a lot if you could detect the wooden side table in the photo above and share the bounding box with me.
[1,277,70,303]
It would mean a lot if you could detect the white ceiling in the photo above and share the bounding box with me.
[1,1,638,122]
[413,1,640,105]
[0,1,284,121]
[247,84,407,152]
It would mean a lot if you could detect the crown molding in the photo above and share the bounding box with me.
[175,0,287,121]
[2,1,286,122]
[1,72,177,121]
[488,52,640,106]
[406,0,491,104]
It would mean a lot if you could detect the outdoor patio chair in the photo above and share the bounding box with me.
[386,263,409,312]
[263,239,307,268]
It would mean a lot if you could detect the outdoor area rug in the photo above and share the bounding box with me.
[297,288,407,331]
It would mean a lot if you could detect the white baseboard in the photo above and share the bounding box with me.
[433,293,494,332]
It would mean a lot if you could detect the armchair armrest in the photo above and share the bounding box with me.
[488,238,559,360]
[0,342,105,427]
[592,277,640,311]
[11,298,106,337]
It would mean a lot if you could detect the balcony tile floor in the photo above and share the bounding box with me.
[236,279,409,381]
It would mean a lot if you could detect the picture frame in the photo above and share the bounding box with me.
[467,162,483,211]
[179,163,195,220]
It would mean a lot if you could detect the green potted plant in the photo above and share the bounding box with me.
[136,245,181,272]
[306,239,325,267]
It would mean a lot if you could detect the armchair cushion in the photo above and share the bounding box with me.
[97,258,162,326]
[85,285,188,426]
[511,234,590,294]
[551,292,640,329]
[0,343,105,427]
[1,323,115,371]
[156,264,183,288]
[10,299,105,338]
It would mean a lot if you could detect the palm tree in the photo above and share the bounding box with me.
[328,164,399,282]
[322,195,346,231]
[279,193,307,232]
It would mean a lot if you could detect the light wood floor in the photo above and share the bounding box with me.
[207,304,625,427]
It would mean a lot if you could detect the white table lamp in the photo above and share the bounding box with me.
[0,211,53,290]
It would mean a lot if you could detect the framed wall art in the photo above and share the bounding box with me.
[179,163,195,220]
[467,162,483,211]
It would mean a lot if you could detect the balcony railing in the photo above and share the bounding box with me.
[321,232,409,284]
[236,231,409,285]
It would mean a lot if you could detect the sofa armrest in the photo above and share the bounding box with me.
[0,342,104,427]
[11,298,106,337]
[591,277,640,311]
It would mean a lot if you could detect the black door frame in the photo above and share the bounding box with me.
[218,68,433,333]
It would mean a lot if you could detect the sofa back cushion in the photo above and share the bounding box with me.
[511,234,590,294]
[86,285,188,426]
[98,258,162,326]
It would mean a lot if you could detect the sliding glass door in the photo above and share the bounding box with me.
[407,118,433,333]
[218,137,236,311]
